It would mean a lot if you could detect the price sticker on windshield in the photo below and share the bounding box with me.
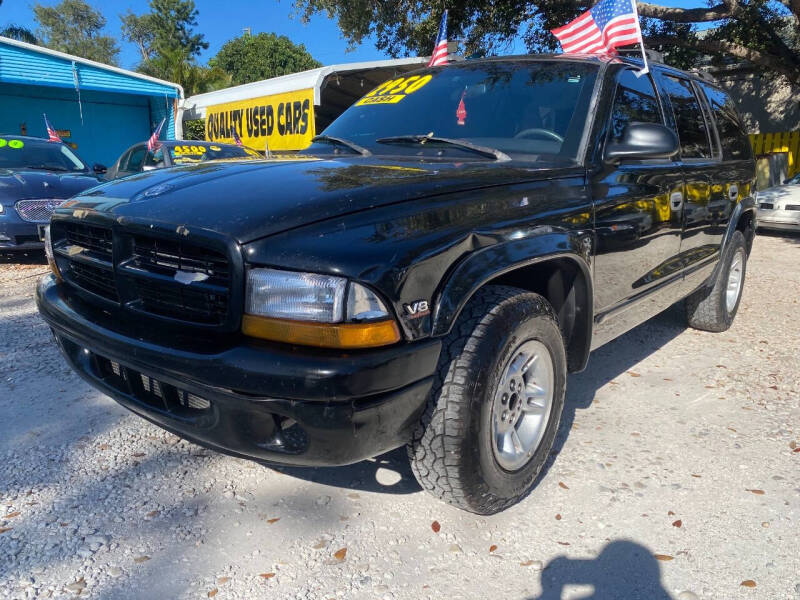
[171,145,207,157]
[356,75,434,106]
[0,138,24,149]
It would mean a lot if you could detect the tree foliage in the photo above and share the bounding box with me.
[209,32,321,86]
[0,24,37,44]
[294,0,800,84]
[33,0,118,64]
[121,0,221,95]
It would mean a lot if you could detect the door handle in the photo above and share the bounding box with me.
[728,184,738,201]
[670,191,683,211]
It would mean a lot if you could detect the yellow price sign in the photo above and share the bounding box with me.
[172,145,207,157]
[356,75,434,106]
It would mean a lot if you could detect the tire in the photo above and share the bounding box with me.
[407,285,566,514]
[685,230,747,332]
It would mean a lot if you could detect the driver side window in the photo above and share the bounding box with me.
[609,70,663,143]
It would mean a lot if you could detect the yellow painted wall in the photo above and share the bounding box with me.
[749,131,800,177]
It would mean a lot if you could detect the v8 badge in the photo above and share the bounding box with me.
[404,299,430,319]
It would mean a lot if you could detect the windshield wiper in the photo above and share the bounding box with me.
[376,134,510,161]
[311,135,371,156]
[25,165,70,172]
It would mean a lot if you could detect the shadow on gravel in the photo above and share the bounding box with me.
[756,229,800,245]
[528,539,673,599]
[273,446,421,495]
[543,304,687,479]
[0,250,47,265]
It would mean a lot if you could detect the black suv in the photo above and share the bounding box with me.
[37,55,756,514]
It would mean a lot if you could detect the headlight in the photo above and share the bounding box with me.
[242,268,401,349]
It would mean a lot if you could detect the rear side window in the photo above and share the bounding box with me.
[125,146,146,171]
[699,84,753,161]
[609,69,663,142]
[661,75,712,159]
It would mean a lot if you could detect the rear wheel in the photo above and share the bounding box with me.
[407,285,566,514]
[686,230,747,332]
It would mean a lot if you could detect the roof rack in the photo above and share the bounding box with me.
[616,47,665,63]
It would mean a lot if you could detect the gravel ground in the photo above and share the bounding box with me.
[1,233,799,600]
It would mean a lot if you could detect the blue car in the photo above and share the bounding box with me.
[0,135,105,251]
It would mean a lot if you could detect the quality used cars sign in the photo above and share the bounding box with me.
[205,88,315,152]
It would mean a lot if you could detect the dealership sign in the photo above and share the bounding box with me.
[205,88,315,152]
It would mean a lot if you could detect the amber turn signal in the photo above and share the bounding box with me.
[242,315,401,349]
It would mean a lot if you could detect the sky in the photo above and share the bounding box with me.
[0,0,711,71]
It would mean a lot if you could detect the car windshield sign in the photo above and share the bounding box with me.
[0,138,87,172]
[313,61,599,162]
[169,143,259,164]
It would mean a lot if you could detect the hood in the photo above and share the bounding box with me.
[0,169,102,201]
[58,156,582,243]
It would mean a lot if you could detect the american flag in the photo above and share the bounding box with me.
[428,10,449,67]
[43,114,61,143]
[231,126,243,146]
[551,0,643,56]
[146,118,166,152]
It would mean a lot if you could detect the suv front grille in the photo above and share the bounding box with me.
[52,221,234,327]
[15,199,65,223]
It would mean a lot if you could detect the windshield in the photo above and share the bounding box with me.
[0,137,87,172]
[168,143,260,164]
[311,61,599,162]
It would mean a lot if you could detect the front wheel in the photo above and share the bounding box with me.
[407,286,566,514]
[685,230,747,332]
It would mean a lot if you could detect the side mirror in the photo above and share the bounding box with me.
[93,163,107,174]
[605,122,680,163]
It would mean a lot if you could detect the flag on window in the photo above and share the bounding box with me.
[231,126,244,147]
[43,114,61,143]
[146,118,166,152]
[551,0,643,56]
[428,10,449,67]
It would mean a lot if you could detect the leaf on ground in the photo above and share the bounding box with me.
[558,481,569,490]
[628,371,641,377]
[691,474,701,478]
[431,520,441,533]
[133,556,150,563]
[745,489,765,495]
[668,511,675,516]
[557,541,570,546]
[266,518,280,524]
[146,510,159,518]
[208,589,218,598]
[0,527,11,534]
[312,540,327,549]
[333,547,347,562]
[793,448,800,453]
[790,441,797,450]
[259,573,275,579]
[555,514,562,520]
[654,554,674,561]
[672,519,682,528]
[489,545,498,553]
[217,577,230,584]
[98,443,110,451]
[133,452,146,457]
[3,511,20,519]
[740,580,756,588]
[520,560,535,566]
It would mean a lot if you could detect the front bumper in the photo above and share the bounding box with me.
[36,275,441,466]
[757,206,800,231]
[0,218,43,249]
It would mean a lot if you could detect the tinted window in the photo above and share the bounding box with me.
[699,84,752,161]
[0,137,87,172]
[661,75,712,159]
[610,70,663,142]
[125,146,146,171]
[316,62,599,162]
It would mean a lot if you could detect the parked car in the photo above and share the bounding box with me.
[757,173,800,231]
[0,135,105,251]
[37,55,756,514]
[105,140,261,179]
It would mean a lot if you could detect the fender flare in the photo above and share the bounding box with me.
[705,196,757,288]
[430,231,594,370]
